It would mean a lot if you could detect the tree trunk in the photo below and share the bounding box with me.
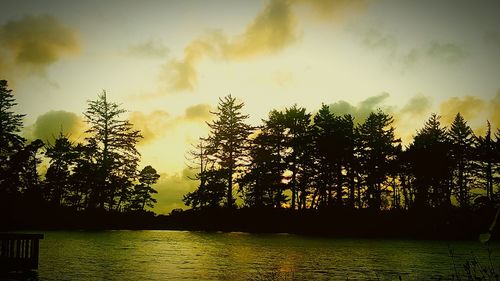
[227,150,234,208]
[291,165,297,210]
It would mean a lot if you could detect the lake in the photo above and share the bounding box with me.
[27,231,500,280]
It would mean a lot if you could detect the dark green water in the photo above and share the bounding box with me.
[30,231,500,280]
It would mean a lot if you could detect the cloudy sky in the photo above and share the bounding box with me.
[2,0,500,213]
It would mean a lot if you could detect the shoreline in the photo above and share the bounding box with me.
[2,207,497,241]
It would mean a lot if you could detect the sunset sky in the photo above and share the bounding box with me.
[2,0,500,213]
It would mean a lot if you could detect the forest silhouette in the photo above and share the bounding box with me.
[1,79,500,238]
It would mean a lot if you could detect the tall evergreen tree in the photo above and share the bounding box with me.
[279,105,312,210]
[44,133,78,206]
[83,91,142,210]
[240,128,287,208]
[311,105,357,208]
[17,139,44,204]
[0,80,26,196]
[448,113,476,208]
[408,114,452,208]
[474,122,499,202]
[358,111,400,210]
[204,95,252,208]
[311,105,337,207]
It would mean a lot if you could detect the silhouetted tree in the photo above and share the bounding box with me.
[83,91,142,210]
[17,139,44,205]
[128,165,160,211]
[312,106,359,209]
[69,142,99,209]
[408,114,452,209]
[204,95,252,208]
[358,111,400,210]
[311,105,337,208]
[448,113,476,208]
[280,105,312,210]
[44,133,78,206]
[474,122,500,203]
[239,128,287,208]
[183,168,227,209]
[397,147,415,209]
[0,80,26,197]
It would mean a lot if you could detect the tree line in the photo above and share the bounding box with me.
[0,80,159,213]
[184,95,500,211]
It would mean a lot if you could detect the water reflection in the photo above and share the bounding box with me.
[0,270,39,281]
[32,231,500,280]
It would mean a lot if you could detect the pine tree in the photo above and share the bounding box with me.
[358,110,400,210]
[239,127,287,208]
[17,139,44,204]
[0,80,26,195]
[475,122,496,203]
[311,104,337,207]
[44,133,78,206]
[409,114,452,208]
[70,143,99,209]
[204,95,252,208]
[312,105,358,208]
[448,113,475,208]
[280,105,312,210]
[83,90,142,210]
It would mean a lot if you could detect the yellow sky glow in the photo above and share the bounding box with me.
[2,0,500,213]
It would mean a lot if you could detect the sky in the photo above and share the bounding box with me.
[2,0,500,213]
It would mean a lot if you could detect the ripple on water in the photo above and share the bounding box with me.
[36,231,500,280]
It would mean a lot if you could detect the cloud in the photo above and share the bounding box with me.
[426,41,468,64]
[492,91,500,129]
[129,110,171,145]
[0,15,80,79]
[483,31,500,47]
[128,40,169,58]
[161,0,365,94]
[394,95,433,144]
[396,94,499,142]
[360,29,468,68]
[129,103,212,145]
[323,91,499,144]
[439,96,486,126]
[430,94,500,137]
[152,168,198,214]
[161,0,296,92]
[362,29,398,51]
[223,0,297,59]
[400,95,432,117]
[272,70,295,87]
[184,104,212,121]
[328,92,391,122]
[24,110,86,144]
[291,0,366,21]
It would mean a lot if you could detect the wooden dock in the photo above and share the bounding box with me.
[0,233,44,271]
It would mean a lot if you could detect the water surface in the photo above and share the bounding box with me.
[32,230,500,280]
